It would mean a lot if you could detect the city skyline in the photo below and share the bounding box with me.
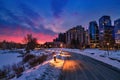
[0,0,120,44]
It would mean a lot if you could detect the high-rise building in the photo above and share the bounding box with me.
[99,16,115,49]
[53,33,66,48]
[53,33,66,43]
[66,25,85,48]
[58,33,66,43]
[114,19,120,48]
[84,29,89,48]
[88,21,99,48]
[104,26,115,48]
[99,16,111,40]
[99,16,111,30]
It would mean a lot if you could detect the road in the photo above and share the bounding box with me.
[59,52,120,80]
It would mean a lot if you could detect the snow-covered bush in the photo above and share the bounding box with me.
[12,63,24,76]
[23,54,36,62]
[29,55,47,67]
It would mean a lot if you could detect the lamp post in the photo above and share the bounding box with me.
[107,43,110,56]
[53,55,56,62]
[94,43,96,48]
[53,52,56,62]
[60,43,63,54]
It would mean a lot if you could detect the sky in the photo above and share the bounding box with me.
[0,0,120,44]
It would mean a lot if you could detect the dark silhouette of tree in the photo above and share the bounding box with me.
[0,40,24,50]
[23,34,38,52]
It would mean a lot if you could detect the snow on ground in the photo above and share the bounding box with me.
[61,48,120,69]
[30,50,46,56]
[45,48,63,55]
[50,58,64,69]
[12,61,49,80]
[0,50,10,54]
[0,50,22,68]
[4,48,120,80]
[30,49,54,56]
[11,49,65,80]
[0,49,65,80]
[13,58,64,80]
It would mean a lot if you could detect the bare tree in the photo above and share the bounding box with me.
[23,34,38,52]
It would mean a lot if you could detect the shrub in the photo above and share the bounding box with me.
[0,69,6,79]
[37,55,47,64]
[0,65,14,79]
[29,55,47,67]
[12,63,24,78]
[23,54,36,62]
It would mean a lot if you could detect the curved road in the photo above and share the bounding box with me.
[60,52,120,80]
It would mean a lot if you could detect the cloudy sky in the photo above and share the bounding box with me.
[0,0,120,44]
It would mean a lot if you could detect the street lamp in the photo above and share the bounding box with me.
[107,43,110,56]
[60,43,63,54]
[94,43,96,48]
[60,43,63,48]
[53,55,56,62]
[52,52,56,62]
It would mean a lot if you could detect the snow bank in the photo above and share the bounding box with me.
[30,49,54,56]
[12,61,49,80]
[13,58,64,80]
[12,49,65,80]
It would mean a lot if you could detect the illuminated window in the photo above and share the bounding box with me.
[117,30,120,34]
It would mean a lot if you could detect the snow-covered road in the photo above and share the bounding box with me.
[62,48,120,69]
[6,48,120,80]
[60,51,120,80]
